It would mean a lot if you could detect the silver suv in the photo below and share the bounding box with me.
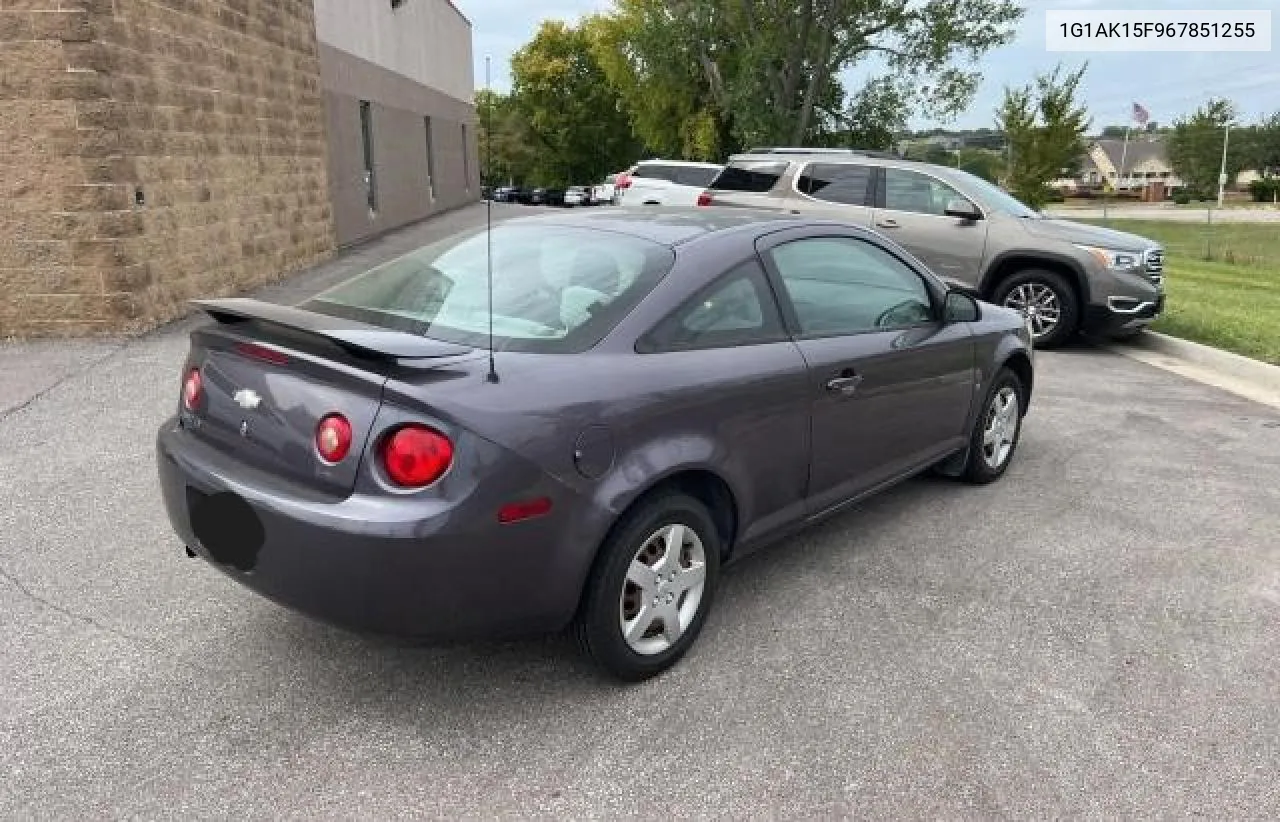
[701,148,1165,347]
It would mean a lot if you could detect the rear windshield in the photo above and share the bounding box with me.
[305,225,676,354]
[710,160,790,192]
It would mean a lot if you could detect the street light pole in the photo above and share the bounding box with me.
[1217,122,1231,209]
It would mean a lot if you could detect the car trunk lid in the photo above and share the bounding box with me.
[183,298,474,496]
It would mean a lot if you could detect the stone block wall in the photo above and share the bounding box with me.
[0,0,336,337]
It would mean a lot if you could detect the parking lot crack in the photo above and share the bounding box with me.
[0,563,163,653]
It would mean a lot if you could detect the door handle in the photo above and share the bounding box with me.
[825,371,863,395]
[875,219,899,228]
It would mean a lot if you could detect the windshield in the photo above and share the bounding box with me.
[305,224,675,353]
[950,171,1042,218]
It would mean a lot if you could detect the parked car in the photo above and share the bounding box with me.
[700,148,1166,347]
[156,209,1034,681]
[592,174,619,205]
[528,188,567,207]
[565,186,588,207]
[616,160,724,207]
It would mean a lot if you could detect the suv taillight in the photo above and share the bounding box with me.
[380,425,454,488]
[696,191,713,206]
[181,368,202,412]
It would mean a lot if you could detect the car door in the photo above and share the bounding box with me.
[757,228,977,516]
[784,161,876,227]
[633,258,811,550]
[871,167,989,283]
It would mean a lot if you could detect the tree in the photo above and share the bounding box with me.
[1242,111,1280,175]
[508,20,642,187]
[957,147,1005,182]
[996,63,1091,208]
[476,90,537,186]
[592,0,1023,159]
[1167,98,1243,197]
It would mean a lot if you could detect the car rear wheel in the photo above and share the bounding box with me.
[960,368,1025,484]
[574,493,720,682]
[995,269,1079,349]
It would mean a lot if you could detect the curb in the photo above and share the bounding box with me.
[1108,332,1280,410]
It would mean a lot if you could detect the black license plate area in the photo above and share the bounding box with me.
[187,487,265,572]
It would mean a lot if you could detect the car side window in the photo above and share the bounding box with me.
[674,166,720,187]
[883,168,966,216]
[767,237,935,336]
[639,260,786,352]
[797,163,873,206]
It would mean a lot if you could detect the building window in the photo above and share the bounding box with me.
[360,101,377,213]
[461,123,470,191]
[391,0,407,9]
[424,116,435,200]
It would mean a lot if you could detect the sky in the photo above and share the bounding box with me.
[457,0,1280,132]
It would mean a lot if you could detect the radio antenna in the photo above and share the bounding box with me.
[483,55,498,383]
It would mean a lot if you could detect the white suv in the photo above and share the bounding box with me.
[616,160,724,207]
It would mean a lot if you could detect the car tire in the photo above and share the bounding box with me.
[960,367,1025,485]
[993,269,1079,349]
[574,492,720,682]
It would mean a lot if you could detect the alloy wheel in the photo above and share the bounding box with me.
[618,523,707,656]
[1003,282,1061,339]
[982,385,1020,469]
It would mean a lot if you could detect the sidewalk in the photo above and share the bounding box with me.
[0,202,511,418]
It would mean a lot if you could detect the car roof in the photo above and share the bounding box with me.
[634,159,724,170]
[726,149,969,179]
[499,207,811,247]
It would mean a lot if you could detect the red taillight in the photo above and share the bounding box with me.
[236,342,290,366]
[380,425,453,488]
[616,173,632,189]
[182,368,202,411]
[315,413,353,464]
[696,191,713,206]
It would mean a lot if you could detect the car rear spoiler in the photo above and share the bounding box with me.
[191,298,473,361]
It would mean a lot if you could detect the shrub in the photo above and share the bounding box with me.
[1173,191,1191,205]
[1247,178,1280,203]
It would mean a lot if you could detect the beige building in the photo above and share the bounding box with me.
[1080,138,1182,191]
[1,0,477,337]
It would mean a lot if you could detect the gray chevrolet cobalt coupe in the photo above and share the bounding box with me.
[156,208,1035,680]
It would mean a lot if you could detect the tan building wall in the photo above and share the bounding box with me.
[1,0,335,337]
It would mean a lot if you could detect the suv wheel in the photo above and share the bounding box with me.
[994,269,1079,349]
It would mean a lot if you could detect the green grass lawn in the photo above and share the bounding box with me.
[1078,219,1280,364]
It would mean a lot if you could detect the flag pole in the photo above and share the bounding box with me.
[1118,124,1131,197]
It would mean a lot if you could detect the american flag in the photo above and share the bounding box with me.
[1132,102,1150,125]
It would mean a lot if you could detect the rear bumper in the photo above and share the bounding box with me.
[155,418,593,640]
[1082,293,1165,336]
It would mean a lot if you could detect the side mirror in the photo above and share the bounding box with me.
[944,198,982,221]
[944,290,981,323]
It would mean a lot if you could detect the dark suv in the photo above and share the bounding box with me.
[701,148,1165,347]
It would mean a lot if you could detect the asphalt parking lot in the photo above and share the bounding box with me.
[3,205,1279,818]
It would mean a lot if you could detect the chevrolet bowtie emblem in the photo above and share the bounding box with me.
[233,389,262,410]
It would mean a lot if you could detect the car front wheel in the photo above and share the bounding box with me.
[574,493,720,681]
[961,368,1026,484]
[995,269,1079,348]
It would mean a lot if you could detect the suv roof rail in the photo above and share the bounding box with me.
[743,146,905,159]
